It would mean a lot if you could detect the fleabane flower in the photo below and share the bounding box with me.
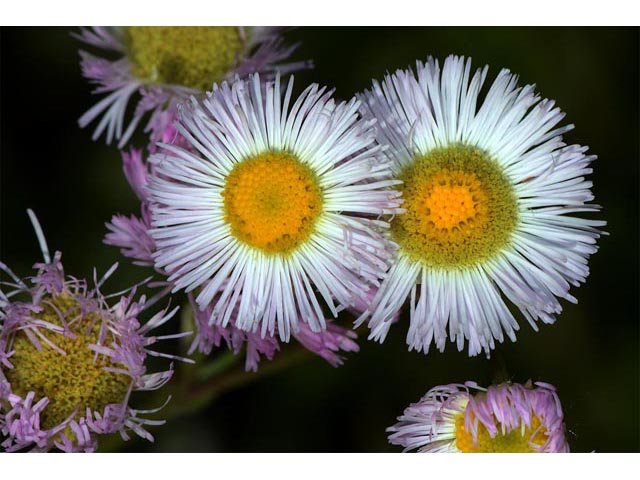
[388,381,569,453]
[0,211,189,452]
[357,55,605,356]
[147,73,404,341]
[105,148,364,371]
[76,26,311,148]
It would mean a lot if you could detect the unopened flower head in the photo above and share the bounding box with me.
[188,292,359,372]
[147,73,403,341]
[76,26,311,148]
[388,381,569,453]
[0,211,188,452]
[357,55,605,356]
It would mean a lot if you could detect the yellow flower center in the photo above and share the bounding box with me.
[222,151,323,255]
[126,26,246,91]
[5,294,131,430]
[455,412,548,453]
[391,145,518,269]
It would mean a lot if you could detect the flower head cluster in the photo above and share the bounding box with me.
[77,26,312,148]
[0,212,187,452]
[73,31,606,455]
[388,381,569,453]
[356,55,605,356]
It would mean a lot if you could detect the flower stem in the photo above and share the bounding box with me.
[98,346,312,451]
[170,346,310,418]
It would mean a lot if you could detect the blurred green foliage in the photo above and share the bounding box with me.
[0,26,638,452]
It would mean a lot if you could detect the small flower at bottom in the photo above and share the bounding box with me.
[388,381,569,453]
[0,211,190,452]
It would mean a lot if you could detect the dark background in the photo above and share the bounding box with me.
[0,27,638,452]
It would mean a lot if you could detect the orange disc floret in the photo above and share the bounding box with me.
[391,145,518,269]
[222,150,323,255]
[406,167,489,236]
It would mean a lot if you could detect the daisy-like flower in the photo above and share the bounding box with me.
[357,55,605,356]
[106,148,362,371]
[0,211,189,452]
[76,26,311,148]
[147,73,403,341]
[388,381,570,453]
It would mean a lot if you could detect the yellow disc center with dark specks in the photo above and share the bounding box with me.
[5,294,131,430]
[126,26,246,91]
[455,411,548,453]
[391,145,518,269]
[222,151,323,255]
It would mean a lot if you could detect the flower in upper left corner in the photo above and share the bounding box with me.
[0,211,189,452]
[76,26,312,149]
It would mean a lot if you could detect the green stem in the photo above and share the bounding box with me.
[193,350,240,382]
[99,346,312,451]
[169,346,310,418]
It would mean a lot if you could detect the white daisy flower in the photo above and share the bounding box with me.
[147,73,404,340]
[357,55,605,356]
